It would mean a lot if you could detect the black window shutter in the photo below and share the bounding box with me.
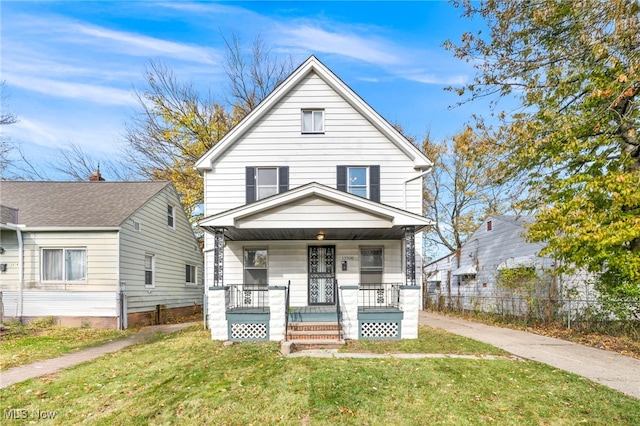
[370,165,380,202]
[246,167,256,204]
[278,166,289,193]
[337,166,347,192]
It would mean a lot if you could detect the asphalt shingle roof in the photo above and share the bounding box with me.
[0,181,170,227]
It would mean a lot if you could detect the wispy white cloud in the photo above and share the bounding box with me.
[69,23,219,65]
[402,71,468,86]
[5,73,137,106]
[277,25,401,66]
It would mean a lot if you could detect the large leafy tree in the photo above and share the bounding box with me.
[446,0,640,305]
[422,127,513,257]
[123,37,293,222]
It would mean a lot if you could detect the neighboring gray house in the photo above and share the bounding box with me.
[0,178,203,329]
[424,215,596,312]
[195,56,433,343]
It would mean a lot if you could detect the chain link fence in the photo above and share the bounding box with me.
[425,293,639,338]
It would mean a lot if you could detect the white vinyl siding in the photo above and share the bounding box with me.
[203,72,421,217]
[119,185,203,314]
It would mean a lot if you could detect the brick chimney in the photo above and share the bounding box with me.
[89,166,105,182]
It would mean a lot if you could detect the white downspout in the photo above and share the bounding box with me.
[5,223,25,319]
[403,166,433,211]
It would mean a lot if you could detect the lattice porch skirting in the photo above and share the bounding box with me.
[358,310,404,340]
[227,312,270,341]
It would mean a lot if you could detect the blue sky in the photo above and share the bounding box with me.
[1,1,485,179]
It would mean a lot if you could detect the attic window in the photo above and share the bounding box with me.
[302,109,324,133]
[487,220,492,231]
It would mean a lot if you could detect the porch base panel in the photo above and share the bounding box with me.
[208,286,229,340]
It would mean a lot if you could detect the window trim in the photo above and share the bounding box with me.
[144,253,155,288]
[359,246,384,286]
[243,247,269,287]
[41,247,87,284]
[347,166,369,199]
[167,205,175,229]
[185,264,197,286]
[256,167,279,200]
[301,109,324,134]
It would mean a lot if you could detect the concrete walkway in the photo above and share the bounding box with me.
[1,322,199,389]
[420,311,640,399]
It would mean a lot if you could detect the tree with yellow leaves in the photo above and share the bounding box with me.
[447,0,640,313]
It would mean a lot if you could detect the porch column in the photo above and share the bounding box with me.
[404,226,416,286]
[208,286,229,340]
[268,286,287,341]
[213,228,225,287]
[399,285,420,339]
[339,285,359,339]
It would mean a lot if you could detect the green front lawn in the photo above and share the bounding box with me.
[1,326,637,425]
[1,318,129,370]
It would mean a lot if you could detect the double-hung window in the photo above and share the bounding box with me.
[302,109,324,133]
[186,264,197,285]
[144,254,155,287]
[360,247,383,286]
[337,165,380,202]
[167,205,175,229]
[244,248,268,288]
[257,167,278,200]
[41,248,87,283]
[245,166,289,203]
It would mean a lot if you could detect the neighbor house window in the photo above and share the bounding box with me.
[360,247,383,285]
[302,109,324,133]
[337,165,380,202]
[245,167,289,203]
[167,205,175,229]
[144,254,155,287]
[244,248,268,287]
[41,248,87,283]
[186,264,197,285]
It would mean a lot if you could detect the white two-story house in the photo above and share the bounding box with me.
[196,56,433,344]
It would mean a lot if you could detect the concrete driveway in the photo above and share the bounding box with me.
[420,311,640,399]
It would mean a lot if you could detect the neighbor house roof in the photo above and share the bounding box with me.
[0,181,170,228]
[195,55,433,172]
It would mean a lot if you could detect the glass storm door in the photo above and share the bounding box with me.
[308,246,336,305]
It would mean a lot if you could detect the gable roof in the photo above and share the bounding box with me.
[199,182,432,240]
[0,181,171,228]
[195,55,432,172]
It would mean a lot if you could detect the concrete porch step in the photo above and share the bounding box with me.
[286,339,346,351]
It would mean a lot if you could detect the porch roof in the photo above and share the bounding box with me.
[199,182,432,241]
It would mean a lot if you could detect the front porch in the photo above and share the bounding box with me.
[208,282,419,342]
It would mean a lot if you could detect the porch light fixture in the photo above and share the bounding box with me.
[316,231,325,241]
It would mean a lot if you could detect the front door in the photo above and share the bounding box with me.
[308,246,336,305]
